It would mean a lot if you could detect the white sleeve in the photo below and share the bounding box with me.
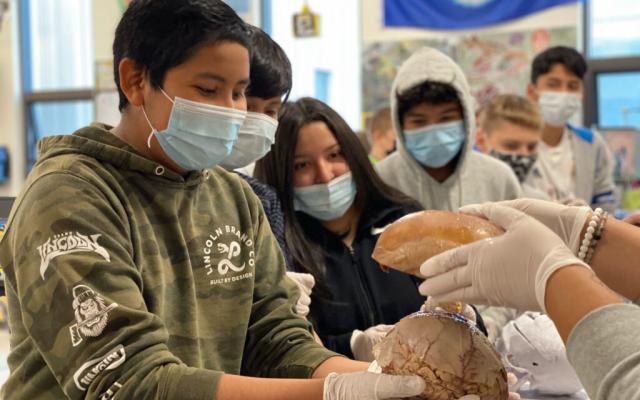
[591,133,616,213]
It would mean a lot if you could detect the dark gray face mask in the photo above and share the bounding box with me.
[489,150,537,183]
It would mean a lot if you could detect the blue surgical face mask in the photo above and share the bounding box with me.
[403,120,466,168]
[294,172,357,221]
[142,89,246,171]
[220,111,278,170]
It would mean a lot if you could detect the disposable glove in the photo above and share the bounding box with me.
[463,199,590,254]
[350,325,394,362]
[324,371,482,400]
[419,204,591,312]
[285,271,315,317]
[558,197,589,207]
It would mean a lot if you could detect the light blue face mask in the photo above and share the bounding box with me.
[220,111,278,170]
[142,89,246,171]
[403,120,466,168]
[293,172,357,221]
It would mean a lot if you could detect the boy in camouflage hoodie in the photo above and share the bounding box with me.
[0,1,425,399]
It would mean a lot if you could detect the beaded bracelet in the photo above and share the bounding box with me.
[585,211,608,264]
[578,207,605,262]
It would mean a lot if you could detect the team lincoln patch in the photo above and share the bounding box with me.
[38,232,110,279]
[69,285,118,347]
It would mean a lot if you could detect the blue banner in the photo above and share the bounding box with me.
[384,0,580,30]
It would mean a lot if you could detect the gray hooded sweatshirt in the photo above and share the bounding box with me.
[377,47,522,210]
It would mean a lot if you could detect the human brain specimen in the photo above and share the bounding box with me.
[374,311,508,400]
[372,210,504,277]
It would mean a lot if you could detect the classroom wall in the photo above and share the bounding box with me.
[93,0,121,61]
[269,0,362,130]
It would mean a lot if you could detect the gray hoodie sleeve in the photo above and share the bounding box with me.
[504,172,523,200]
[567,304,640,400]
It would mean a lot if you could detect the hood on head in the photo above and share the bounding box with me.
[390,47,476,163]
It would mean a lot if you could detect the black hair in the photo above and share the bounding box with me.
[396,81,462,126]
[531,46,587,84]
[113,0,250,111]
[254,97,419,293]
[246,25,292,102]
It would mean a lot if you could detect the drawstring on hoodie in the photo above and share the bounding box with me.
[146,131,154,149]
[455,178,463,211]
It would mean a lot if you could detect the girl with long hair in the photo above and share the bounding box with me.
[255,97,426,361]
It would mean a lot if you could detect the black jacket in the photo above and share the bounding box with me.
[295,197,425,357]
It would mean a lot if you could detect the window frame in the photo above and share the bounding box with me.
[584,58,640,129]
[583,0,640,128]
[18,0,95,170]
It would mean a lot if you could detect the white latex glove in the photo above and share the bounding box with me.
[464,199,590,254]
[559,197,589,207]
[324,372,483,400]
[323,372,424,400]
[350,325,394,362]
[507,373,521,400]
[285,271,315,317]
[418,204,592,312]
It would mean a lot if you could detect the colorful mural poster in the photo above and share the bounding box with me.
[361,27,577,116]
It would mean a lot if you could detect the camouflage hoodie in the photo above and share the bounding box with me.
[0,124,337,399]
